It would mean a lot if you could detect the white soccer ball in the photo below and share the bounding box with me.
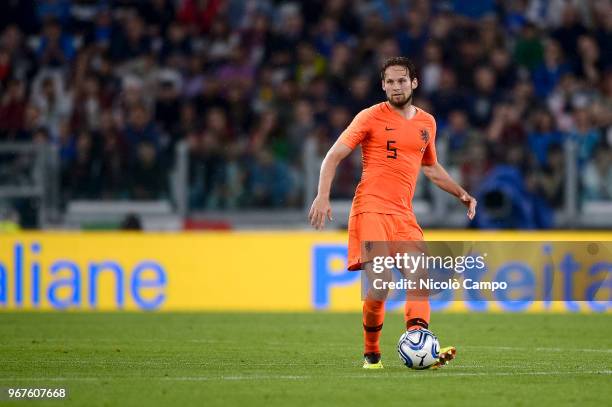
[397,328,440,369]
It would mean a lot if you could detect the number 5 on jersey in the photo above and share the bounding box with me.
[387,140,397,159]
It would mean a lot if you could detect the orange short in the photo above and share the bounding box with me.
[347,212,423,271]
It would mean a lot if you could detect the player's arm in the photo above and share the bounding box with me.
[310,108,370,229]
[422,162,477,220]
[308,140,353,230]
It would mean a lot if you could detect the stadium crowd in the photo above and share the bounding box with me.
[0,0,611,226]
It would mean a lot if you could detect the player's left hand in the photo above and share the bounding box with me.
[459,193,477,220]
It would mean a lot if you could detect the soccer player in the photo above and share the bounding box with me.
[308,57,477,369]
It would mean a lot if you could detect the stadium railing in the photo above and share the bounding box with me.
[0,142,60,227]
[3,137,612,230]
[61,141,190,230]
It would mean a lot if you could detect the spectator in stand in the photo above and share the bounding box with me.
[1,25,36,82]
[469,66,500,128]
[528,108,565,168]
[313,15,352,59]
[248,149,293,208]
[479,15,506,57]
[568,107,602,167]
[295,42,327,90]
[439,109,482,168]
[30,70,72,141]
[430,68,465,122]
[582,147,612,201]
[267,3,304,65]
[538,144,565,208]
[575,34,605,86]
[452,26,484,89]
[345,74,375,115]
[37,18,75,68]
[63,130,97,200]
[532,39,571,98]
[98,110,128,199]
[123,104,161,155]
[70,76,103,133]
[0,79,27,139]
[490,47,518,92]
[396,8,428,59]
[420,41,444,95]
[551,4,587,61]
[487,103,528,152]
[130,141,166,200]
[15,104,42,141]
[110,13,151,63]
[154,78,182,135]
[268,78,297,129]
[203,18,239,63]
[171,102,200,151]
[512,79,539,118]
[461,142,492,195]
[159,21,193,67]
[327,43,355,99]
[287,100,316,160]
[188,107,231,209]
[514,22,544,71]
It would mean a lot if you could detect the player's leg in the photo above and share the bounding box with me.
[362,256,393,368]
[391,233,431,331]
[348,213,393,368]
[394,217,457,368]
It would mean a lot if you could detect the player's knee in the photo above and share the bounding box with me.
[368,287,390,301]
[367,299,385,311]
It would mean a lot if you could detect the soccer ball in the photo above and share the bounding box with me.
[397,328,440,369]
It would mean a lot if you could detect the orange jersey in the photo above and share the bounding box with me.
[339,102,437,217]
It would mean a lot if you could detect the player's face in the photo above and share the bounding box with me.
[382,66,418,108]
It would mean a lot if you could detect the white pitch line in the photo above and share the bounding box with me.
[0,361,344,368]
[8,338,353,347]
[1,371,610,382]
[0,362,535,369]
[162,370,612,381]
[12,339,612,352]
[462,346,612,354]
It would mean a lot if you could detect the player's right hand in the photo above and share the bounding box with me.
[309,195,333,230]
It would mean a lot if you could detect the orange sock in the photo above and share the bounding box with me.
[405,298,430,330]
[363,299,385,354]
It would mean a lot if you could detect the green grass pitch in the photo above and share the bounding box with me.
[1,312,611,406]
